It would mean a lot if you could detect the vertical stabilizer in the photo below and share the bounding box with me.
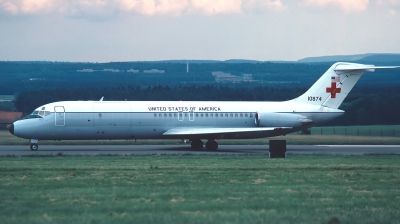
[290,62,399,109]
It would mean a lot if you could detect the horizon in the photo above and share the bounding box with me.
[1,52,400,63]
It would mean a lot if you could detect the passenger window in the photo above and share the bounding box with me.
[196,114,199,117]
[205,114,208,117]
[240,114,243,117]
[230,114,233,117]
[245,114,248,117]
[169,113,172,117]
[201,114,203,117]
[159,113,162,117]
[174,114,177,118]
[235,114,238,117]
[250,113,253,117]
[154,113,157,117]
[225,114,228,117]
[210,114,213,117]
[164,113,167,117]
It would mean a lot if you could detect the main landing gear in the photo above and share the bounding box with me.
[190,139,218,151]
[205,140,218,150]
[191,139,203,150]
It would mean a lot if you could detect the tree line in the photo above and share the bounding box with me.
[2,61,400,95]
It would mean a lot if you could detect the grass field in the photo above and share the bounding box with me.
[309,125,400,137]
[0,154,399,223]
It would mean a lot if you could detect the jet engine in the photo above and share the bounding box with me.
[255,112,312,128]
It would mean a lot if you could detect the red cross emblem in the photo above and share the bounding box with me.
[326,82,341,98]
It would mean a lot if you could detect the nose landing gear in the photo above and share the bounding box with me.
[30,139,39,151]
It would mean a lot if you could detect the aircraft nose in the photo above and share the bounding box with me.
[9,124,14,135]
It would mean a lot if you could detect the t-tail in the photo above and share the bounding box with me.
[290,62,399,109]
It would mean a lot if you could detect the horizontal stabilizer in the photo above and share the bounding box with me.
[163,127,291,136]
[334,64,400,72]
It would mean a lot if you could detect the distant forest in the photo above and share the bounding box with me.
[1,61,400,95]
[14,85,400,126]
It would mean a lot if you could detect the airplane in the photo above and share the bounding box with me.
[8,62,399,151]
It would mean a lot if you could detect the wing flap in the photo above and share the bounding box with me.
[162,127,291,136]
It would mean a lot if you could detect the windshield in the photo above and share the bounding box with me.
[22,107,50,120]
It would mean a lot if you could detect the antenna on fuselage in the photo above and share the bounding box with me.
[99,96,104,101]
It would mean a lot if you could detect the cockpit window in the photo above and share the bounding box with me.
[32,109,50,117]
[22,109,50,120]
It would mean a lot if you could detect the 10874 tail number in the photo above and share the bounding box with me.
[308,96,322,101]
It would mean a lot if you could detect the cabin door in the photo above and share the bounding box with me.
[54,106,65,126]
[178,111,194,122]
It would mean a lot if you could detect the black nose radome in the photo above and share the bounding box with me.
[9,124,14,135]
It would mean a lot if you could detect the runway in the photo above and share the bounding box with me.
[0,144,400,156]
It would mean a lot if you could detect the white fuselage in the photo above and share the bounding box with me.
[12,100,343,141]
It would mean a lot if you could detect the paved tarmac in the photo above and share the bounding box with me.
[0,144,400,155]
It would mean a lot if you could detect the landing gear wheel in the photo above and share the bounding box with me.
[205,140,218,151]
[191,139,203,150]
[30,144,38,151]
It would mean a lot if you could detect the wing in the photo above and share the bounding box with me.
[162,127,292,138]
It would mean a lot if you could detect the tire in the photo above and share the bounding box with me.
[30,144,38,151]
[206,141,218,151]
[191,139,203,150]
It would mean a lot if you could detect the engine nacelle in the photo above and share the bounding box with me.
[255,112,312,128]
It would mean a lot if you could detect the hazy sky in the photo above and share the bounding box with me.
[1,0,399,62]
